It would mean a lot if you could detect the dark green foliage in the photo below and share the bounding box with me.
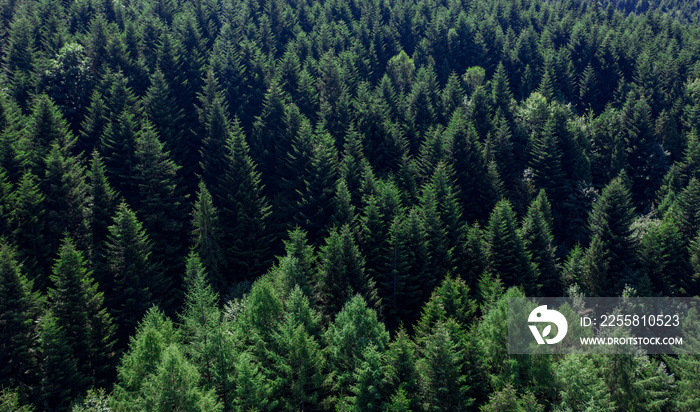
[0,241,40,403]
[485,199,538,295]
[315,224,376,320]
[11,171,49,287]
[191,181,224,293]
[37,311,84,411]
[217,120,272,282]
[104,202,155,346]
[521,190,560,296]
[133,119,186,308]
[1,0,699,408]
[586,174,638,295]
[48,238,115,390]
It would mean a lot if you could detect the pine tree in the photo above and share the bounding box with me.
[0,241,40,402]
[133,119,186,308]
[385,329,421,411]
[448,109,496,222]
[104,202,155,346]
[315,224,376,320]
[38,310,85,410]
[145,69,187,178]
[281,227,317,298]
[100,111,139,203]
[86,150,117,288]
[639,218,691,296]
[380,208,432,329]
[669,178,700,242]
[112,307,179,409]
[139,344,222,411]
[521,190,560,296]
[11,171,49,287]
[416,321,473,410]
[217,119,272,282]
[3,10,36,108]
[587,174,637,295]
[16,94,71,176]
[555,354,614,411]
[324,295,390,410]
[528,115,567,207]
[48,238,116,389]
[178,253,221,389]
[269,287,325,410]
[485,200,538,295]
[295,125,339,243]
[191,181,224,293]
[42,139,90,257]
[197,71,230,198]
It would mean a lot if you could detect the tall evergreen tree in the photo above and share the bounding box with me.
[217,120,272,282]
[104,202,155,346]
[587,174,638,294]
[191,181,224,293]
[133,119,186,308]
[11,171,49,287]
[0,241,40,403]
[485,200,538,295]
[315,224,376,320]
[521,190,560,296]
[48,238,116,389]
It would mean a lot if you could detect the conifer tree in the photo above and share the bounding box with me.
[16,94,71,175]
[37,310,84,411]
[42,139,90,255]
[295,125,339,242]
[521,190,560,296]
[639,218,691,296]
[0,241,40,402]
[448,109,496,222]
[145,69,186,159]
[324,295,390,410]
[11,171,49,287]
[385,329,421,411]
[191,181,224,293]
[197,71,230,197]
[485,199,538,295]
[587,174,637,294]
[416,321,473,410]
[100,111,139,203]
[269,287,325,410]
[104,202,155,345]
[380,208,432,329]
[315,224,376,320]
[133,119,186,307]
[112,307,179,409]
[282,227,317,298]
[179,253,223,389]
[217,119,272,281]
[87,150,117,286]
[48,238,115,389]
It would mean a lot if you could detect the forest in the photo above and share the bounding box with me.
[1,0,700,409]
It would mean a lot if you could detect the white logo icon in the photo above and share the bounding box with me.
[528,305,568,344]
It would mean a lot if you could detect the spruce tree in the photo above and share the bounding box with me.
[217,119,272,282]
[448,109,496,222]
[191,181,224,293]
[133,119,186,308]
[144,69,186,174]
[587,174,637,294]
[315,224,376,320]
[37,310,84,411]
[86,150,117,288]
[295,124,339,243]
[521,190,560,296]
[0,241,40,403]
[11,171,49,287]
[104,202,155,346]
[16,94,71,176]
[324,295,390,410]
[42,139,90,256]
[48,238,116,389]
[197,71,230,197]
[485,199,538,295]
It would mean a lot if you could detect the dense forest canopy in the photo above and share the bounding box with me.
[1,0,700,409]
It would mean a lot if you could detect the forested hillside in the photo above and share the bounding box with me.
[1,0,700,409]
